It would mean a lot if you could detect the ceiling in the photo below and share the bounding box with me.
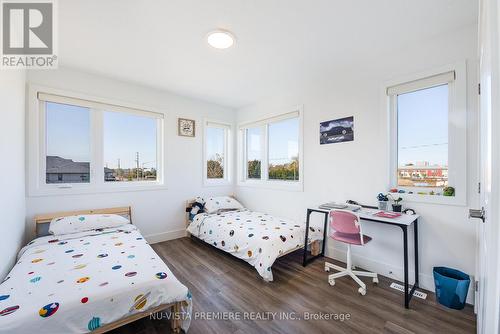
[58,0,477,108]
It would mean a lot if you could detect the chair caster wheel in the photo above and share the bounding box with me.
[358,287,366,295]
[329,278,335,286]
[324,266,330,272]
[373,277,379,284]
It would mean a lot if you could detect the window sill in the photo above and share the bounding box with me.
[237,179,303,192]
[28,183,168,197]
[203,179,232,187]
[395,192,466,207]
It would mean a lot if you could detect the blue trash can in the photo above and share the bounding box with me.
[433,266,470,310]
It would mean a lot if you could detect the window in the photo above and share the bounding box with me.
[204,121,231,185]
[45,102,91,184]
[397,85,448,188]
[239,107,303,190]
[268,117,299,181]
[103,111,158,182]
[30,89,165,195]
[246,127,262,179]
[387,65,467,204]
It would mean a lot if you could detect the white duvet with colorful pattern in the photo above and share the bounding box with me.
[0,224,192,333]
[187,210,323,281]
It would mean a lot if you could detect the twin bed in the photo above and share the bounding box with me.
[0,196,320,333]
[0,207,191,333]
[186,196,323,281]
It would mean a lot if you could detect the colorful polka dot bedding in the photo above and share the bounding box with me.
[186,209,323,281]
[48,213,131,235]
[0,224,192,333]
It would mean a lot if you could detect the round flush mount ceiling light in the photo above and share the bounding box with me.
[207,30,235,49]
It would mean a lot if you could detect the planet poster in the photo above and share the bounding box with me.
[320,116,354,144]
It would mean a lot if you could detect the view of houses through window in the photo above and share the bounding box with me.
[45,101,159,184]
[46,102,91,184]
[397,84,448,187]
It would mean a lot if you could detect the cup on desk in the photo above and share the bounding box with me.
[378,201,388,211]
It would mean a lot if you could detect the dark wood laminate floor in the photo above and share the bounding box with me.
[112,237,476,334]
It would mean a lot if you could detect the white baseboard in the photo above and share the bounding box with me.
[326,245,475,304]
[144,228,186,244]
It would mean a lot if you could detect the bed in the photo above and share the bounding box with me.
[0,207,192,333]
[186,198,323,281]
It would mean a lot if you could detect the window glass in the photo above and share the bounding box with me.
[46,102,91,184]
[268,117,299,181]
[397,84,448,187]
[103,111,157,182]
[206,126,225,179]
[246,127,262,179]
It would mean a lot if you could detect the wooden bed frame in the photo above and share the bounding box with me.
[185,197,320,260]
[33,206,182,333]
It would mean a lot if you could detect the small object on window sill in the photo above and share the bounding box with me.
[389,188,398,193]
[443,186,455,197]
[398,189,406,193]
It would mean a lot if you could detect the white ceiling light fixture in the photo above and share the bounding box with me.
[207,30,235,49]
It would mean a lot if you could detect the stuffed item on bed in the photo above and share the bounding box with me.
[189,197,205,221]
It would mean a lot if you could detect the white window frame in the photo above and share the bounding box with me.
[203,119,232,186]
[385,62,467,205]
[27,85,167,197]
[237,105,304,191]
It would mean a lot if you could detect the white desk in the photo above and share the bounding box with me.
[303,206,420,309]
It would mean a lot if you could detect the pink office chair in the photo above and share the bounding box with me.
[324,210,378,295]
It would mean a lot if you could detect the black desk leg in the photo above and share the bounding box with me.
[302,209,311,266]
[402,226,409,308]
[414,219,419,287]
[321,212,328,256]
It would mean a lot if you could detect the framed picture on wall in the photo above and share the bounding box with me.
[320,116,354,144]
[178,118,195,137]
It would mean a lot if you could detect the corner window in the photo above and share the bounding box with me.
[246,127,262,179]
[204,120,231,185]
[387,65,467,204]
[268,117,299,181]
[30,90,165,196]
[238,107,303,191]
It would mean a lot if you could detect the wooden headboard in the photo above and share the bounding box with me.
[34,206,132,237]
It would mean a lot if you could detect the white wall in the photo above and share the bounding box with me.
[26,67,235,242]
[0,71,26,280]
[235,25,479,302]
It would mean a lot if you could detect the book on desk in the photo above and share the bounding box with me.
[318,202,362,211]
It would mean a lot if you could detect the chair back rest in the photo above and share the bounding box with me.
[329,210,361,235]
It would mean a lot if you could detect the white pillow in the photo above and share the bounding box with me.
[204,196,244,214]
[49,214,130,235]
